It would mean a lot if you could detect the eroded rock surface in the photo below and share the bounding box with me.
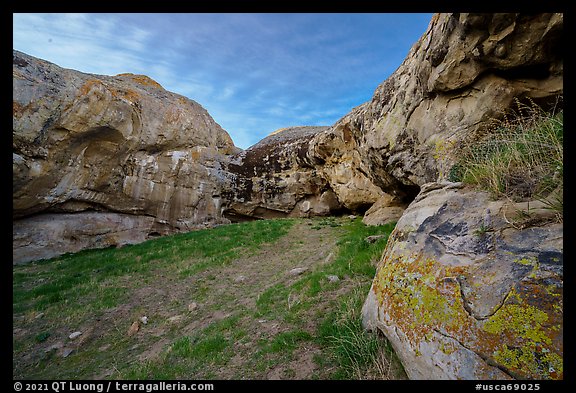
[362,183,563,379]
[13,50,237,263]
[223,126,340,220]
[322,13,563,197]
[228,13,563,228]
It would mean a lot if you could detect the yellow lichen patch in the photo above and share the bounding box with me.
[483,303,551,344]
[439,341,458,355]
[116,73,163,89]
[493,343,563,380]
[481,287,563,379]
[372,250,474,347]
[372,245,563,379]
[514,257,538,267]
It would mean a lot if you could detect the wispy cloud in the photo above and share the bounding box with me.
[13,12,433,148]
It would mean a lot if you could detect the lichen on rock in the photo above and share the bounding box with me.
[362,183,563,380]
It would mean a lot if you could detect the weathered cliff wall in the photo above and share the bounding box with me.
[358,13,563,380]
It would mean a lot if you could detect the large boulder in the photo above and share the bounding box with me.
[362,183,563,379]
[362,193,407,226]
[13,50,237,263]
[223,126,383,220]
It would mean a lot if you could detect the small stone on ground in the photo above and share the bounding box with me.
[68,331,82,340]
[288,267,308,276]
[127,321,140,336]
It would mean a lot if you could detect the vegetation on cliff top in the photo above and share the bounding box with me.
[450,99,563,215]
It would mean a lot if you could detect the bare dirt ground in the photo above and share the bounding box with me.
[14,217,404,380]
[120,219,342,379]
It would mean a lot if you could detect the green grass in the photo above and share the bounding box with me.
[450,99,563,214]
[247,217,403,379]
[13,219,294,318]
[13,216,403,380]
[317,287,403,379]
[269,330,313,353]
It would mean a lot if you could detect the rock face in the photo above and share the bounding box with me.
[224,126,343,220]
[357,13,563,380]
[223,125,386,220]
[362,183,563,379]
[13,50,237,263]
[362,193,408,226]
[328,13,563,197]
[225,13,563,227]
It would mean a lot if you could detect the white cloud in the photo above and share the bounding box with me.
[13,13,153,75]
[13,13,433,149]
[219,86,235,100]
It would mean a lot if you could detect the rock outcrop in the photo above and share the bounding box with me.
[357,13,563,380]
[226,13,563,228]
[223,125,385,220]
[362,183,563,379]
[341,13,563,195]
[13,50,237,263]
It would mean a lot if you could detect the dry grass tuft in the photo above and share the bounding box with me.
[450,98,563,215]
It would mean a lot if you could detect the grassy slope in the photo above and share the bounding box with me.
[13,217,404,380]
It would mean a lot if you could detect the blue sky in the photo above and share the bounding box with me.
[13,13,433,149]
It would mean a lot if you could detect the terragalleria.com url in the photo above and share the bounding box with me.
[13,382,214,392]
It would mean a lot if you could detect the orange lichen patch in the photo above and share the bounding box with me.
[190,150,201,161]
[111,88,141,104]
[116,73,163,89]
[13,101,27,118]
[78,77,146,107]
[177,96,190,105]
[79,79,107,96]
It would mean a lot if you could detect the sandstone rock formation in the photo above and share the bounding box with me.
[223,125,386,220]
[362,193,408,226]
[13,50,237,263]
[357,13,563,380]
[227,13,563,228]
[324,13,563,197]
[223,126,342,220]
[362,183,563,379]
[13,12,564,380]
